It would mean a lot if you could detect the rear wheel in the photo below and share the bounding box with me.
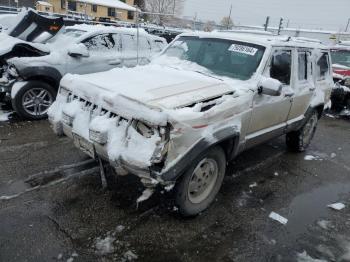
[175,146,226,216]
[286,111,318,152]
[12,81,56,120]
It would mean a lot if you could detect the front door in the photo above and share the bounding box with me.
[245,48,293,147]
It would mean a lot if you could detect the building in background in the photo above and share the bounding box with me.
[46,0,136,22]
[0,0,136,22]
[36,0,53,12]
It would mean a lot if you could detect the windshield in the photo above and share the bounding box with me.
[162,36,265,80]
[331,49,350,68]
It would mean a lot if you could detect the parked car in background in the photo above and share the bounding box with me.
[330,43,350,112]
[0,14,18,33]
[0,11,166,120]
[49,32,332,216]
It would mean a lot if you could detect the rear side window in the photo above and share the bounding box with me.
[298,52,308,81]
[270,50,292,85]
[317,53,330,80]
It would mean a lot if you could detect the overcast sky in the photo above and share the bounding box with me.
[182,0,350,31]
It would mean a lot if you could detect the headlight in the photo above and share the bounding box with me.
[344,78,350,87]
[89,129,108,144]
[59,86,70,97]
[134,121,154,138]
[7,65,19,78]
[62,112,74,126]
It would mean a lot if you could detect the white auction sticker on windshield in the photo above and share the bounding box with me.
[228,44,258,56]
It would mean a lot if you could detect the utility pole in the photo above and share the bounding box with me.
[193,12,197,31]
[227,4,232,30]
[136,8,139,65]
[277,17,284,35]
[346,18,350,32]
[264,16,270,31]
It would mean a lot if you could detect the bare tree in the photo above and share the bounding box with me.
[145,0,184,25]
[203,20,216,32]
[220,16,234,29]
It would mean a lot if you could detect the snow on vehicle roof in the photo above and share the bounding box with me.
[77,0,136,11]
[64,24,165,42]
[67,24,149,36]
[36,1,53,6]
[178,31,329,49]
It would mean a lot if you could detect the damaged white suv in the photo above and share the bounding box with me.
[49,32,332,216]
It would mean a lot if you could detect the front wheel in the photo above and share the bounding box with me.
[175,146,226,217]
[286,111,319,152]
[12,81,56,120]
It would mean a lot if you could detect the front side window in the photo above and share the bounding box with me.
[82,34,117,52]
[317,53,330,79]
[91,4,97,12]
[162,36,265,80]
[270,50,291,85]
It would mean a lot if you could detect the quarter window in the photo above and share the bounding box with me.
[317,53,330,79]
[270,50,292,85]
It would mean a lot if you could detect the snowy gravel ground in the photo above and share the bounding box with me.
[0,115,349,262]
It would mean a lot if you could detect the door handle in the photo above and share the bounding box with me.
[284,91,294,97]
[108,59,122,65]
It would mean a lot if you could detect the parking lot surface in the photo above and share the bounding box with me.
[0,115,349,262]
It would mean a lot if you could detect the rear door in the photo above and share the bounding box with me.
[246,48,293,147]
[287,49,314,121]
[121,33,138,67]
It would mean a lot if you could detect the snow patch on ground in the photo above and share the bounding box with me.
[297,251,327,262]
[269,212,288,225]
[0,108,12,121]
[304,155,323,161]
[95,235,116,255]
[327,202,345,210]
[317,220,332,230]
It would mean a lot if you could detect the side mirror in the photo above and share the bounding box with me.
[258,78,283,96]
[68,44,89,58]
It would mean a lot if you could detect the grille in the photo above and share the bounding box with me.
[67,91,128,124]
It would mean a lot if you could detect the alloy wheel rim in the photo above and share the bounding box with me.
[188,158,219,204]
[22,88,53,117]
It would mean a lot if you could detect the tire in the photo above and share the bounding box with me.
[286,111,319,152]
[175,146,226,217]
[12,81,57,120]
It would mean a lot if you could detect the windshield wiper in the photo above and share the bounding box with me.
[194,70,223,81]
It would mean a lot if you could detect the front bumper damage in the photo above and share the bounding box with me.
[48,92,176,188]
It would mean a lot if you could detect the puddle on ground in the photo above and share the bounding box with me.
[286,182,350,236]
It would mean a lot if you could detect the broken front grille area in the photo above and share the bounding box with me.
[66,91,128,123]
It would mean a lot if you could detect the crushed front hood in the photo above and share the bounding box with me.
[61,64,234,110]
